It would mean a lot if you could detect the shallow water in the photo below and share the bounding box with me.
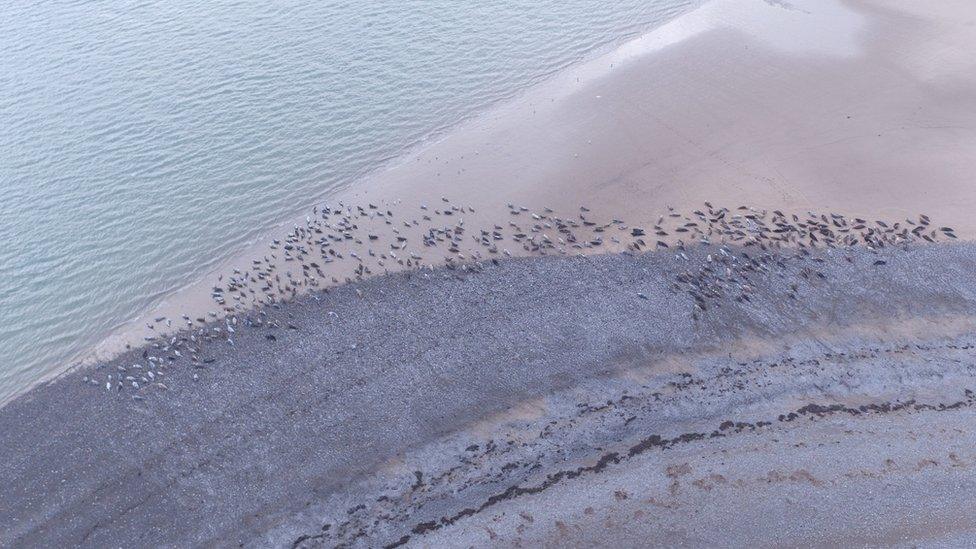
[0,0,700,401]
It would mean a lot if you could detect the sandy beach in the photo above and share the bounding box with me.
[4,0,976,546]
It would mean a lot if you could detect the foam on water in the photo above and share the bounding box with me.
[0,0,701,401]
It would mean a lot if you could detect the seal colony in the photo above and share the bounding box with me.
[86,200,958,402]
[205,200,958,315]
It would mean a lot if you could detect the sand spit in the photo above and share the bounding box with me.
[3,242,976,546]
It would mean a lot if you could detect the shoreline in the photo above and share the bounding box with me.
[4,241,976,545]
[7,0,975,404]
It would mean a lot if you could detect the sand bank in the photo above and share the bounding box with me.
[3,243,976,546]
[73,0,976,379]
[4,0,976,545]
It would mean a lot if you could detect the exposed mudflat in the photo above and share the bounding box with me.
[3,243,976,547]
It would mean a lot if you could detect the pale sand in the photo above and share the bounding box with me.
[35,0,976,394]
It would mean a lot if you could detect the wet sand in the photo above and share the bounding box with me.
[69,0,976,379]
[3,243,976,546]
